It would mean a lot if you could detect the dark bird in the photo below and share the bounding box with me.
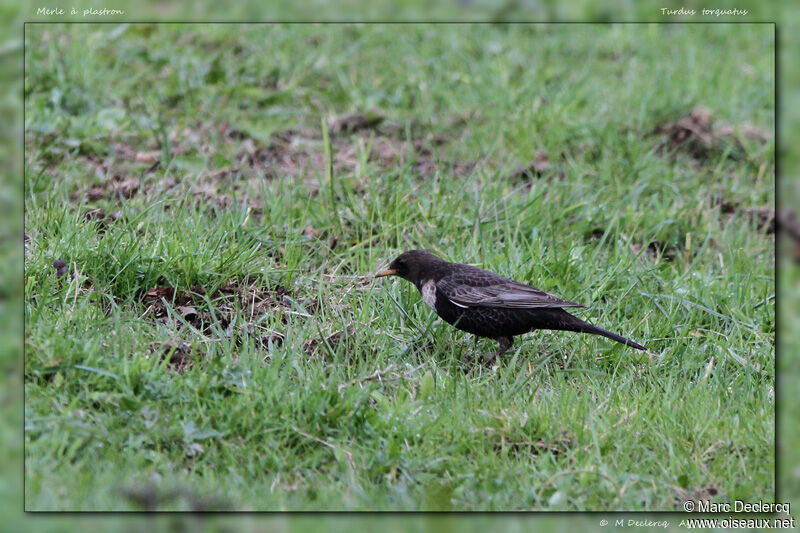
[377,250,645,365]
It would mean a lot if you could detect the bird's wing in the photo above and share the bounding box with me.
[437,274,585,309]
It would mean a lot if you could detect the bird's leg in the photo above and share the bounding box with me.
[484,336,513,367]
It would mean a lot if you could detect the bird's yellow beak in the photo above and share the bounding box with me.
[375,268,397,278]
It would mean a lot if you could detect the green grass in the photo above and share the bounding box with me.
[24,23,774,511]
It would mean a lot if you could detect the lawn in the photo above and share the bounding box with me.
[23,23,774,511]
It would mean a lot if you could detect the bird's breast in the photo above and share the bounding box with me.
[420,279,437,310]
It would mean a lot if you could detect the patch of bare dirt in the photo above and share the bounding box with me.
[146,175,264,217]
[74,131,236,209]
[583,228,608,241]
[255,330,286,349]
[493,432,573,458]
[712,196,775,234]
[508,150,552,181]
[670,485,720,510]
[73,116,474,211]
[235,127,462,185]
[741,206,774,234]
[652,106,770,161]
[353,135,466,179]
[78,173,261,219]
[73,140,174,202]
[83,207,123,231]
[119,482,230,511]
[778,209,800,263]
[229,114,475,187]
[328,111,384,135]
[777,209,799,239]
[84,173,141,202]
[113,142,162,164]
[141,283,307,344]
[234,128,326,184]
[632,241,679,261]
[654,107,715,158]
[153,341,195,374]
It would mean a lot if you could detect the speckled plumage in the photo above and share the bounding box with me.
[377,249,646,365]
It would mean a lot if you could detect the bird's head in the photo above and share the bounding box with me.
[376,250,446,285]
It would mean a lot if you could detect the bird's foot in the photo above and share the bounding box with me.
[482,336,513,368]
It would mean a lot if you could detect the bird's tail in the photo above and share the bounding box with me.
[566,317,646,351]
